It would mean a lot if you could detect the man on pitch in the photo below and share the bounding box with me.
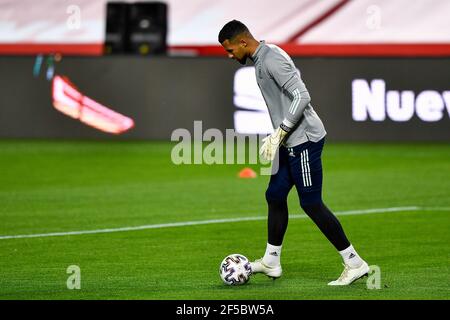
[218,20,369,285]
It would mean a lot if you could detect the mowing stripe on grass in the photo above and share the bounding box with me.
[0,206,447,240]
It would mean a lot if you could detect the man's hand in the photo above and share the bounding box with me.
[259,126,288,161]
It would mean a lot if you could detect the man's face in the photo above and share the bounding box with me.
[221,39,247,65]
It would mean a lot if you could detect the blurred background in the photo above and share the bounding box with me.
[0,0,449,141]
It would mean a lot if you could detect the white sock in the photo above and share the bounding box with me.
[339,244,364,268]
[262,243,282,267]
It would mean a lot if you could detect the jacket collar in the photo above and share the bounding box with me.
[251,40,266,63]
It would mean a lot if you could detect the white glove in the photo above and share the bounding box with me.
[259,126,288,161]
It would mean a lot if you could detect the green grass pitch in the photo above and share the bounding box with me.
[0,140,448,300]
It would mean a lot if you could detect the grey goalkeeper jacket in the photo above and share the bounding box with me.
[251,41,326,147]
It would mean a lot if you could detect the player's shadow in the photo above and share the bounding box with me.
[212,276,284,290]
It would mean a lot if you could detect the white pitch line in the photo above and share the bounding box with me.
[0,206,447,240]
[418,207,450,211]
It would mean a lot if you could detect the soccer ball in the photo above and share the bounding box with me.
[219,254,252,285]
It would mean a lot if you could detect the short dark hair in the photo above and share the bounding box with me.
[218,20,250,44]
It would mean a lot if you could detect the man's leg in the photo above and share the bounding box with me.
[251,147,293,278]
[289,138,369,285]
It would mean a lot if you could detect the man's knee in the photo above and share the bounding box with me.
[265,185,289,203]
[299,191,322,210]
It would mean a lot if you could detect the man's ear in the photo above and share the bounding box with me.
[239,39,248,47]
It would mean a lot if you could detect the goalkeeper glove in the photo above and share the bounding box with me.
[260,126,289,161]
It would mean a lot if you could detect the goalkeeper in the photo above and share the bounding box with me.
[219,20,369,286]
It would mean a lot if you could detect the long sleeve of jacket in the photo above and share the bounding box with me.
[265,54,311,131]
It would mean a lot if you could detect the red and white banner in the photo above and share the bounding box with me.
[1,0,449,56]
[52,75,134,134]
